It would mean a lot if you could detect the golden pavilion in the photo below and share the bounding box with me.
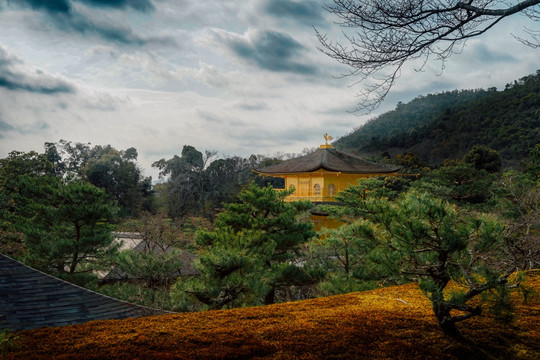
[254,134,400,203]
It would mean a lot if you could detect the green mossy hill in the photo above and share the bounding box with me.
[335,71,540,167]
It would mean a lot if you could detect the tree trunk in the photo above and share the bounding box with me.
[264,287,276,305]
[69,222,81,274]
[69,252,78,274]
[432,301,461,339]
[344,249,349,276]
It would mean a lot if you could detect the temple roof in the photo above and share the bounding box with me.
[255,147,400,175]
[0,254,166,331]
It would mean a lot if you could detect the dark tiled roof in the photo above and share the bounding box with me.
[255,147,400,174]
[0,254,165,331]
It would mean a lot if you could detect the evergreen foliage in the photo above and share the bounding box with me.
[309,223,390,296]
[173,183,316,309]
[115,250,184,289]
[416,162,496,209]
[412,146,503,211]
[321,178,523,338]
[309,178,401,295]
[21,180,119,279]
[494,170,540,270]
[0,151,54,257]
[463,145,502,173]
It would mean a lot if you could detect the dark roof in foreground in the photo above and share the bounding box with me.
[0,254,165,331]
[255,147,400,174]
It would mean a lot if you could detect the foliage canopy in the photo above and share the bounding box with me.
[334,73,540,166]
[174,183,316,309]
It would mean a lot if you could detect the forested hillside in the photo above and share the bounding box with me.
[335,71,540,166]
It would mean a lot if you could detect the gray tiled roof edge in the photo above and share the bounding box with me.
[0,254,171,331]
[255,147,400,174]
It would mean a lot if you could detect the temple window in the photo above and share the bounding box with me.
[313,183,321,196]
[328,184,336,196]
[299,180,310,196]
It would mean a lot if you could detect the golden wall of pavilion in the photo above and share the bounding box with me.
[278,169,391,203]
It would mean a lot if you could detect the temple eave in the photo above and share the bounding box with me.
[254,169,400,177]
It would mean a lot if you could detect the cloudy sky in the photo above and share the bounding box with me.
[0,0,538,179]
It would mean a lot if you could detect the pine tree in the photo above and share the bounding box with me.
[22,180,119,280]
[324,178,521,338]
[175,183,315,309]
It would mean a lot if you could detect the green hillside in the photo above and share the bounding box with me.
[335,71,540,166]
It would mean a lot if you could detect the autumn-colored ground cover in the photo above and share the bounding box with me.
[3,274,539,360]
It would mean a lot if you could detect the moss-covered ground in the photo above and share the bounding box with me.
[3,274,539,360]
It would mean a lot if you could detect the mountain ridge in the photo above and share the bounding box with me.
[334,71,540,167]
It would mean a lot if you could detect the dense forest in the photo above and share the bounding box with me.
[335,71,540,167]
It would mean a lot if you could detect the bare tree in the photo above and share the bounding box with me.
[317,0,540,112]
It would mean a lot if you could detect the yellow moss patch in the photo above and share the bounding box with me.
[4,274,540,360]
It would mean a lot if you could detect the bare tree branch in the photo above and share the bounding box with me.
[317,0,540,112]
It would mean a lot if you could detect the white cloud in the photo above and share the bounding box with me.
[0,0,538,181]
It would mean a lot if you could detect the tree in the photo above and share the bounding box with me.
[375,192,519,338]
[97,214,208,311]
[310,178,400,296]
[329,179,522,338]
[462,145,502,173]
[43,141,154,216]
[309,223,389,295]
[0,151,52,186]
[46,139,92,178]
[174,184,315,309]
[115,212,195,290]
[85,147,153,216]
[417,160,496,208]
[317,0,540,112]
[0,151,55,257]
[522,143,540,181]
[22,180,119,280]
[115,250,184,290]
[43,142,66,177]
[153,145,216,218]
[215,184,316,305]
[175,228,263,310]
[204,156,252,208]
[153,148,294,219]
[321,177,397,221]
[495,170,540,270]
